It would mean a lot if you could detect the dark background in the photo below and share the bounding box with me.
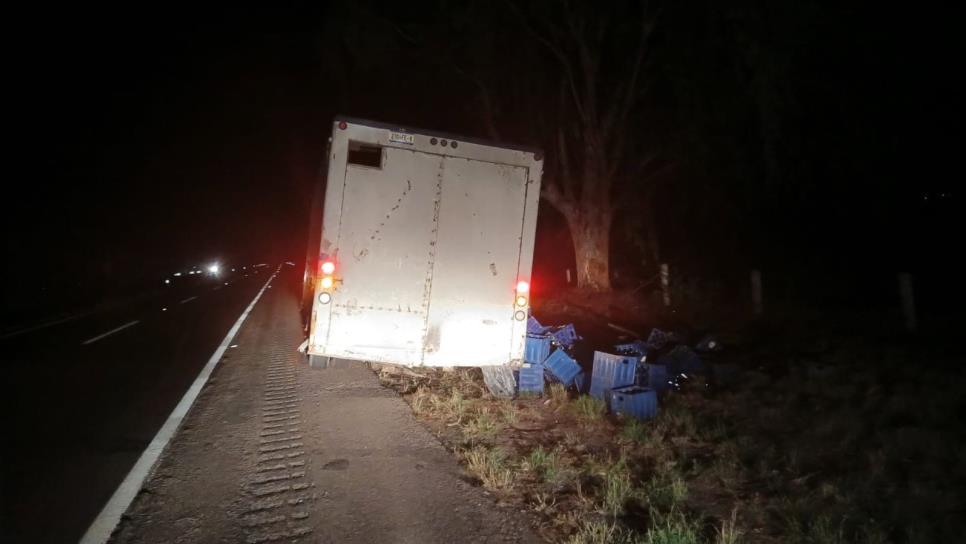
[3,2,958,327]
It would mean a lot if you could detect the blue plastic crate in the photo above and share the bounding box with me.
[646,328,669,350]
[524,335,552,365]
[517,362,545,394]
[610,386,658,420]
[589,351,638,404]
[544,349,582,386]
[551,324,580,348]
[614,340,648,357]
[644,364,671,392]
[527,316,551,335]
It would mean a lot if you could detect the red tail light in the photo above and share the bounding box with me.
[516,281,530,294]
[321,261,335,275]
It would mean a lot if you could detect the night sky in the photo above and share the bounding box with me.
[4,3,959,318]
[9,7,328,287]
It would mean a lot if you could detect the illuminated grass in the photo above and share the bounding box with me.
[463,446,515,492]
[645,510,701,544]
[573,395,607,422]
[464,405,501,442]
[549,382,570,405]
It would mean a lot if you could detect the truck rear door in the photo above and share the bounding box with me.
[323,146,440,365]
[422,157,530,366]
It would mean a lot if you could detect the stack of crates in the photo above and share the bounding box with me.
[524,334,552,366]
[518,362,545,394]
[589,351,638,407]
[551,324,580,348]
[520,334,552,394]
[544,349,581,386]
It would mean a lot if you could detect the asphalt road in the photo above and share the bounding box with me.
[0,266,278,543]
[109,265,537,543]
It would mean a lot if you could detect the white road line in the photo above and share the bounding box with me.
[80,321,140,346]
[179,296,198,304]
[80,269,279,544]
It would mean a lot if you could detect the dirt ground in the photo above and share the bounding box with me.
[109,277,539,543]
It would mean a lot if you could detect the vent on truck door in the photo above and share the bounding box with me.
[347,141,382,168]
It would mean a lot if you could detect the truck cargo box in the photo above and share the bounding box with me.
[306,117,543,368]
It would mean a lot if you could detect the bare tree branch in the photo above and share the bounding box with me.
[449,64,502,141]
[604,2,660,168]
[506,0,587,122]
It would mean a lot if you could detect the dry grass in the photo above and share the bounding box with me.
[498,399,520,425]
[645,473,688,511]
[572,395,607,423]
[714,507,742,544]
[525,447,563,484]
[385,337,964,544]
[566,520,635,544]
[463,405,502,442]
[621,419,650,444]
[463,446,515,492]
[548,382,570,405]
[644,509,701,544]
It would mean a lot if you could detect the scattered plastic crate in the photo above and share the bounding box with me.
[517,362,545,394]
[551,324,580,348]
[655,345,703,376]
[544,349,582,386]
[527,316,551,335]
[646,328,669,350]
[589,351,638,405]
[614,340,648,357]
[524,334,552,365]
[610,386,658,420]
[644,363,671,392]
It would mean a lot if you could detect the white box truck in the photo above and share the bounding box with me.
[304,117,542,389]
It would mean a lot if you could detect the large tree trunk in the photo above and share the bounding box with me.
[568,211,611,292]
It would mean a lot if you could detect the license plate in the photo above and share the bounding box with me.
[389,131,414,145]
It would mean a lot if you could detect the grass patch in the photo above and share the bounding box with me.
[410,385,433,416]
[497,399,519,425]
[463,446,515,492]
[646,474,688,511]
[622,419,650,443]
[573,395,607,422]
[435,389,469,423]
[549,382,570,405]
[644,509,701,544]
[653,399,697,436]
[463,405,501,442]
[715,507,743,544]
[566,520,636,544]
[592,456,635,518]
[526,446,562,483]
